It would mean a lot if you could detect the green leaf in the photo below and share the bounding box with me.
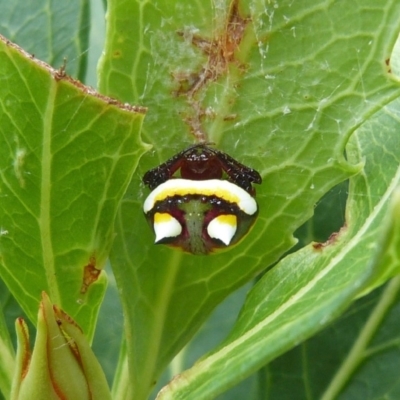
[98,0,400,398]
[156,95,400,399]
[0,0,90,79]
[0,36,147,340]
[258,276,400,400]
[348,106,400,294]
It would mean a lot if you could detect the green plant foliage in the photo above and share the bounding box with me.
[259,275,400,400]
[0,0,400,399]
[156,94,400,399]
[0,35,147,343]
[98,0,400,398]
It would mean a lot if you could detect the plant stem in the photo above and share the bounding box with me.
[321,275,400,400]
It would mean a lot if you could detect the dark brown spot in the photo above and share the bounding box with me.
[80,256,101,294]
[312,225,347,251]
[223,113,238,121]
[385,57,391,73]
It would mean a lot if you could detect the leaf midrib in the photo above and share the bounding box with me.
[40,78,60,305]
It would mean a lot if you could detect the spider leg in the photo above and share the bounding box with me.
[143,152,185,189]
[211,148,262,192]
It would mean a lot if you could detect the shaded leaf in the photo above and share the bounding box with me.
[91,265,123,386]
[260,276,400,400]
[0,0,90,79]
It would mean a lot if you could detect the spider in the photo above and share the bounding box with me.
[142,143,262,255]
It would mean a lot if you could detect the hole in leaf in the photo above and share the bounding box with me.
[294,180,349,250]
